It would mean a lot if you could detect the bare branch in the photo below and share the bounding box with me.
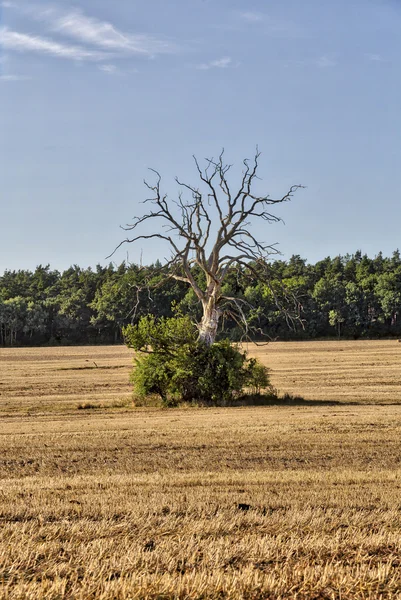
[111,149,304,343]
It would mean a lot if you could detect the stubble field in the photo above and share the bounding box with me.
[1,340,401,599]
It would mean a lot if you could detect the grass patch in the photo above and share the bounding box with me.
[78,398,132,410]
[77,402,102,410]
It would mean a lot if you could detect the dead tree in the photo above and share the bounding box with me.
[113,150,303,345]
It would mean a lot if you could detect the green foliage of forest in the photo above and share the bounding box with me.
[1,250,401,346]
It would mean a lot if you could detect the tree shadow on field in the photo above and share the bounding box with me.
[210,392,344,408]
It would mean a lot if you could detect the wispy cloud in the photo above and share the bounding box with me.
[50,9,177,57]
[316,55,337,68]
[98,64,119,75]
[0,2,179,76]
[215,11,304,39]
[98,64,139,76]
[197,56,232,70]
[365,53,384,62]
[0,27,109,60]
[239,12,264,23]
[5,3,178,59]
[0,73,31,81]
[288,55,338,70]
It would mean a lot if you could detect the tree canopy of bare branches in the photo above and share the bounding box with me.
[112,150,303,345]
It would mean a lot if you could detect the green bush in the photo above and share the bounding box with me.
[245,358,271,394]
[124,316,272,406]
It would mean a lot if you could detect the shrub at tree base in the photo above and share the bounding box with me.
[123,316,273,407]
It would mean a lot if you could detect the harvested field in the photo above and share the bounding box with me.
[1,340,401,413]
[1,341,401,598]
[0,346,133,414]
[252,339,401,404]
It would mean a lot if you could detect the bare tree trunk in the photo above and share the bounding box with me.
[198,302,222,346]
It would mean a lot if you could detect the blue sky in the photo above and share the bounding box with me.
[1,0,400,272]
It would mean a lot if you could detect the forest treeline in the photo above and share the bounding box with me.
[1,250,401,346]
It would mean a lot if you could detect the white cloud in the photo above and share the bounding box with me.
[36,7,178,57]
[98,64,139,76]
[365,53,384,62]
[227,10,304,38]
[316,55,337,68]
[0,3,178,67]
[197,56,232,70]
[98,64,118,74]
[210,57,232,68]
[0,73,30,81]
[0,26,108,60]
[287,55,338,70]
[239,12,264,23]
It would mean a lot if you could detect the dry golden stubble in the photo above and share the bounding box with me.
[2,408,401,598]
[1,339,401,414]
[1,342,401,598]
[1,470,401,599]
